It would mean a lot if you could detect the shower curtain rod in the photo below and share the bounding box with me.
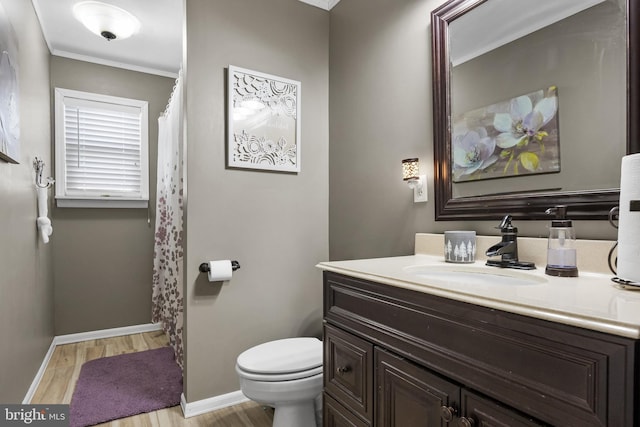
[161,67,183,118]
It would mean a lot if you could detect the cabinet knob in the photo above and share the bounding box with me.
[458,417,475,427]
[440,406,457,422]
[336,365,351,374]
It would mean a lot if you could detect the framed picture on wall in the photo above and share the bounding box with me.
[451,86,560,183]
[227,65,301,173]
[0,2,20,164]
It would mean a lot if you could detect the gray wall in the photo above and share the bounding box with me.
[184,0,329,402]
[0,0,54,403]
[329,0,444,260]
[329,0,619,262]
[50,57,175,334]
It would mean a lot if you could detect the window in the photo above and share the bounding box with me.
[54,88,149,208]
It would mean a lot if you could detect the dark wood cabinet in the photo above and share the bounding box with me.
[461,389,542,427]
[375,348,542,427]
[376,347,459,426]
[324,393,369,427]
[324,323,373,423]
[322,271,640,426]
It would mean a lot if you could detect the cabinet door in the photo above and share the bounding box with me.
[324,324,374,422]
[460,389,547,427]
[376,348,459,427]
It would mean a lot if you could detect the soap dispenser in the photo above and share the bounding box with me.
[545,205,578,277]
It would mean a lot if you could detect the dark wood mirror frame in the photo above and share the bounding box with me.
[432,0,640,221]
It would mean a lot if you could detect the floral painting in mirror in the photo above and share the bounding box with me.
[452,86,559,183]
[227,65,301,173]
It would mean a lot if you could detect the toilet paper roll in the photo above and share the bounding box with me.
[617,153,640,283]
[207,260,233,282]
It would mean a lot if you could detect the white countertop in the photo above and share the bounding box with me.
[317,254,640,339]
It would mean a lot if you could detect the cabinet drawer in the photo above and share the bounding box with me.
[324,323,373,423]
[324,271,638,426]
[324,393,370,427]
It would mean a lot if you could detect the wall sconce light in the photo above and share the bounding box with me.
[73,1,141,41]
[402,158,427,203]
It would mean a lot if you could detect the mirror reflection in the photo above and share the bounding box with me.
[449,0,626,199]
[431,0,637,220]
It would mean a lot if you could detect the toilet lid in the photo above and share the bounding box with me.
[237,337,322,374]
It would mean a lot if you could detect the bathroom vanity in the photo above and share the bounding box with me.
[318,254,640,426]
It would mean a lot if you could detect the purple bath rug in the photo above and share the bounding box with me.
[70,347,182,427]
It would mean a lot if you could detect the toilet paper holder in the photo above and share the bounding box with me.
[199,260,241,273]
[631,200,639,211]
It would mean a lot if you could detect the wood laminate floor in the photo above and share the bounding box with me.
[30,330,274,426]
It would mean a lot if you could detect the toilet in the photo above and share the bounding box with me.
[236,337,323,427]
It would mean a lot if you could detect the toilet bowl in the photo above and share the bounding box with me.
[236,337,323,427]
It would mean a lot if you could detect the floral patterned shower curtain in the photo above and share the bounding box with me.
[152,70,184,368]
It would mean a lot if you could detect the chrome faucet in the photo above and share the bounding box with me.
[485,215,535,270]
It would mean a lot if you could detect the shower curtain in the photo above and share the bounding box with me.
[152,70,184,368]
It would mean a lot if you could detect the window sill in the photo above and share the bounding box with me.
[56,198,149,209]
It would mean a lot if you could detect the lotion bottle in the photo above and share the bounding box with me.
[545,205,578,277]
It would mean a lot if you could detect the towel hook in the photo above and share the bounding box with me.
[33,157,54,189]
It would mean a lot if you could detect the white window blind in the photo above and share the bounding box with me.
[55,88,149,208]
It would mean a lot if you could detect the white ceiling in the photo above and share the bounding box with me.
[31,0,340,79]
[449,0,605,66]
[32,0,183,77]
[299,0,341,10]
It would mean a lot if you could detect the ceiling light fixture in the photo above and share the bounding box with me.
[72,1,141,41]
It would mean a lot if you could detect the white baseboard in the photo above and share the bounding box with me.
[22,339,57,404]
[180,391,249,418]
[54,323,163,346]
[23,323,163,404]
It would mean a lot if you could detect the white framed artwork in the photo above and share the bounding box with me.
[227,65,301,173]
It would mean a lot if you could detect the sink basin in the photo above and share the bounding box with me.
[404,265,547,286]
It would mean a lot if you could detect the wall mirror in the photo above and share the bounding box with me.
[432,0,640,220]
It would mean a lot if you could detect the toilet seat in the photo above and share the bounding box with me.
[236,365,323,382]
[236,337,322,382]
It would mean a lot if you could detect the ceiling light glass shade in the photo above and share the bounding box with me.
[73,1,141,40]
[402,158,420,181]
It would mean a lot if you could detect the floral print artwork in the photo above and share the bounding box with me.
[152,74,184,369]
[452,86,560,182]
[228,66,301,172]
